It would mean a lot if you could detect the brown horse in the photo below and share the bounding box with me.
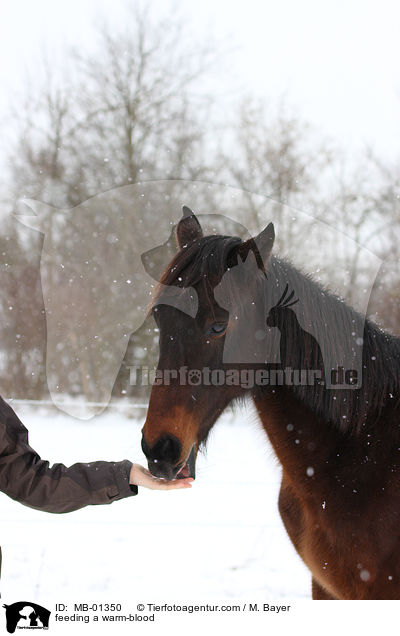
[141,207,400,600]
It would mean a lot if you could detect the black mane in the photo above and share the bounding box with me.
[267,256,400,433]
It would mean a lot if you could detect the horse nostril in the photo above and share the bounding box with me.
[154,435,182,464]
[141,433,183,479]
[141,432,182,464]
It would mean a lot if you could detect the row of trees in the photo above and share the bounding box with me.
[0,3,399,401]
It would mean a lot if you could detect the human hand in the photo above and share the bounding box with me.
[129,463,194,490]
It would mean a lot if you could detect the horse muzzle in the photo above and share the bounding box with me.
[141,433,196,480]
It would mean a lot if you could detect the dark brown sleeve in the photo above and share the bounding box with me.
[0,397,138,513]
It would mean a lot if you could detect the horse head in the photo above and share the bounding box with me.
[141,207,276,479]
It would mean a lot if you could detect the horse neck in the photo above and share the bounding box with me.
[261,256,400,434]
[252,386,343,502]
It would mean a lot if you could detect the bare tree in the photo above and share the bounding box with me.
[220,97,333,252]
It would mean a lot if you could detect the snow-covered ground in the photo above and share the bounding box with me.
[0,399,309,605]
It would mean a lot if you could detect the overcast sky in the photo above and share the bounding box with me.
[1,0,400,161]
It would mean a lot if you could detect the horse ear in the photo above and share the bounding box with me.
[236,222,275,268]
[176,206,203,249]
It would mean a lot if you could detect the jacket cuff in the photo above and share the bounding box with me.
[112,460,138,499]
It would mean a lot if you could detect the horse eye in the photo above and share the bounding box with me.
[207,323,228,336]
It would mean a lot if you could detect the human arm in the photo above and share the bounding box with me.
[0,397,135,513]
